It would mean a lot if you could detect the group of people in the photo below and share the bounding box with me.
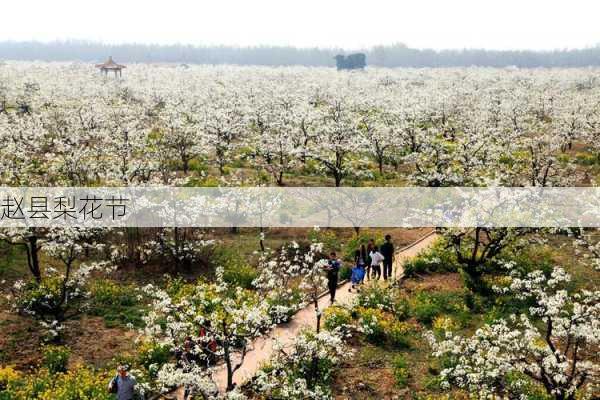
[107,235,395,399]
[174,323,219,370]
[324,234,395,303]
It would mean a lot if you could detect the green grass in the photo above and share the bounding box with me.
[0,242,29,282]
[87,279,148,329]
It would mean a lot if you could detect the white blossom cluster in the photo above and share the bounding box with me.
[428,264,600,400]
[253,240,327,323]
[252,329,348,400]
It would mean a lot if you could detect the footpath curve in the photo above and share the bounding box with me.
[211,230,439,393]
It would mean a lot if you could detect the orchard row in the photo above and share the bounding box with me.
[2,63,600,187]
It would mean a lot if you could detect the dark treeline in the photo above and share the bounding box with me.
[2,40,600,68]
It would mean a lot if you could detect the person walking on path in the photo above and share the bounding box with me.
[369,245,384,280]
[380,234,395,280]
[359,244,368,283]
[349,249,366,292]
[107,365,136,400]
[365,239,375,280]
[324,251,341,304]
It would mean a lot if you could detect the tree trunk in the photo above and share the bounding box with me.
[259,227,265,253]
[334,173,342,187]
[28,236,42,283]
[314,297,321,333]
[223,342,235,391]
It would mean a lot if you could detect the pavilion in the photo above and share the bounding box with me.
[95,56,126,77]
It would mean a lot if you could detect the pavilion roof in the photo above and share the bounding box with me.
[95,56,126,70]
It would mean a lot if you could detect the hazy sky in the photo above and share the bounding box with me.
[2,0,599,50]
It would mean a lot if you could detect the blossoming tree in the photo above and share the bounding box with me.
[428,265,599,399]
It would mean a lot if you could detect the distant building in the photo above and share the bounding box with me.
[95,56,126,77]
[334,53,366,70]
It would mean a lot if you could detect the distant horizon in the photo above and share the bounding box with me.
[4,40,600,69]
[2,38,600,54]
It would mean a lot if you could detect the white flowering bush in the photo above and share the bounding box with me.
[297,243,330,333]
[154,363,218,398]
[441,227,532,294]
[3,227,114,340]
[141,267,273,392]
[253,241,324,323]
[136,227,215,271]
[354,281,396,312]
[252,329,348,400]
[428,265,599,400]
[322,305,354,335]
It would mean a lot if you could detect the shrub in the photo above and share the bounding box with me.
[41,345,70,374]
[0,366,112,400]
[265,288,303,323]
[403,258,429,277]
[418,395,454,400]
[222,262,258,289]
[186,175,220,187]
[187,157,209,174]
[393,297,411,321]
[403,239,458,277]
[35,367,112,400]
[137,341,172,378]
[388,321,413,349]
[432,315,459,337]
[357,307,388,343]
[355,282,395,312]
[90,279,137,307]
[0,366,21,391]
[164,276,195,300]
[392,355,410,388]
[422,375,446,392]
[574,152,597,166]
[212,247,258,289]
[410,293,443,324]
[308,229,341,251]
[323,306,353,332]
[13,277,86,324]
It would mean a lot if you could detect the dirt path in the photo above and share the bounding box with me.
[212,231,439,393]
